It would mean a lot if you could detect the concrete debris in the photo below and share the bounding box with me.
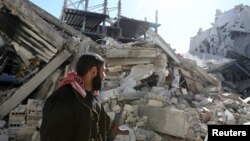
[147,99,163,107]
[106,47,162,58]
[99,32,250,140]
[7,99,43,141]
[138,105,189,138]
[0,1,250,141]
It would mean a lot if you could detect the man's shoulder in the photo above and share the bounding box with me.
[55,84,73,92]
[43,84,81,111]
[47,84,75,100]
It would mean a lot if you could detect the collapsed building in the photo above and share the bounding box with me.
[0,0,250,141]
[60,0,160,43]
[189,4,250,98]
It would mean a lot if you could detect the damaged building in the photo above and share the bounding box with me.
[189,4,250,98]
[0,0,250,141]
[60,0,160,43]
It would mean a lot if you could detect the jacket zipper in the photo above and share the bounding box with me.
[73,89,100,141]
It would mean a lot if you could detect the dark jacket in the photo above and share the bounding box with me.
[40,84,111,141]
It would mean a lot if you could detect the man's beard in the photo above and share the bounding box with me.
[92,73,102,90]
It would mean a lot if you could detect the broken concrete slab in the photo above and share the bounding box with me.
[180,58,221,87]
[107,65,122,72]
[152,53,168,69]
[146,29,181,64]
[124,64,155,81]
[138,105,189,138]
[0,50,72,119]
[106,47,162,58]
[98,89,118,102]
[117,92,146,102]
[107,58,152,66]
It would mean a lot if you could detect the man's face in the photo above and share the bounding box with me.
[92,64,106,91]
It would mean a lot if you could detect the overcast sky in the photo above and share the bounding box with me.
[31,0,249,54]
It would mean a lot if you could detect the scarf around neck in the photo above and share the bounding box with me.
[58,71,99,97]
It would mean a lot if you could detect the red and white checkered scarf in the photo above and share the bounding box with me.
[58,71,99,97]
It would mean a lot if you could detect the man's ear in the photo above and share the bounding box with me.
[90,66,98,76]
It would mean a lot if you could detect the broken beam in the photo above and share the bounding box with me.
[0,49,72,119]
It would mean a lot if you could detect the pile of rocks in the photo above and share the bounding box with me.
[1,39,250,141]
[97,39,250,141]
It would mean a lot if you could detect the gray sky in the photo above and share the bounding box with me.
[31,0,250,54]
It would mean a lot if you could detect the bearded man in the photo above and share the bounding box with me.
[40,53,128,141]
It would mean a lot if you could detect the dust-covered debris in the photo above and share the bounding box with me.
[189,4,250,97]
[0,1,250,141]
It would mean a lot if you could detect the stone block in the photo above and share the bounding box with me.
[138,105,189,138]
[147,99,163,107]
[117,92,145,102]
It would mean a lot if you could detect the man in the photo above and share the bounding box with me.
[40,53,128,141]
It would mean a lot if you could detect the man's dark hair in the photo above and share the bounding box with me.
[76,53,105,76]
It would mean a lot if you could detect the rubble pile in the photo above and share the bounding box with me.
[0,0,250,141]
[96,39,250,141]
[2,38,249,141]
[189,4,250,97]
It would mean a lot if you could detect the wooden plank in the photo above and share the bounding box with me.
[0,49,72,119]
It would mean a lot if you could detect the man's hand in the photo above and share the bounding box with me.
[111,122,129,139]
